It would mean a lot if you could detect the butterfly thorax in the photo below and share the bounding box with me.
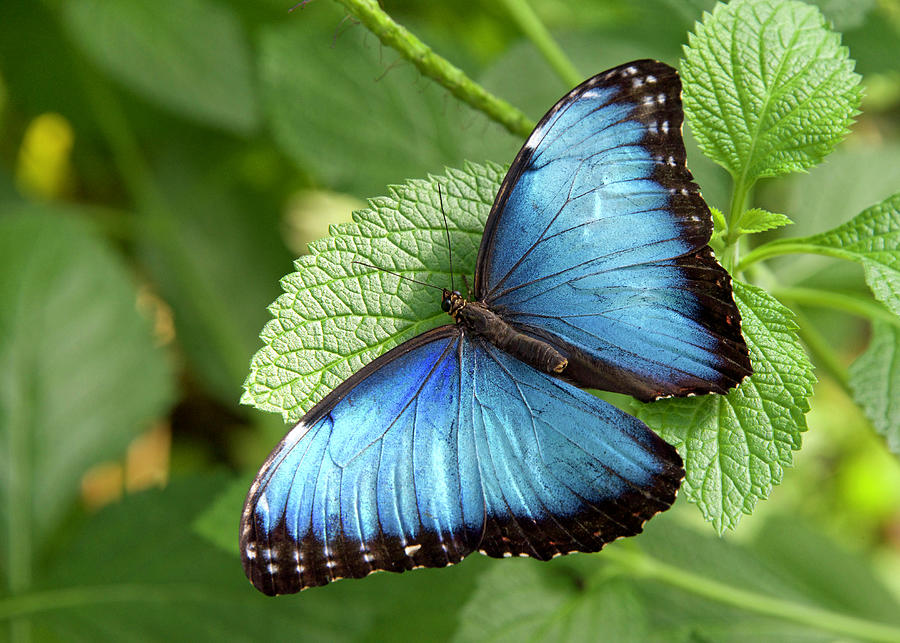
[442,289,568,375]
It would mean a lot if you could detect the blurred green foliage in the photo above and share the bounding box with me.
[1,0,900,640]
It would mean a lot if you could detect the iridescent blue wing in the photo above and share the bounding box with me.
[475,60,751,401]
[240,327,682,595]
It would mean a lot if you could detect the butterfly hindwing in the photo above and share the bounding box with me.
[240,327,475,595]
[475,60,751,401]
[240,327,683,594]
[466,337,683,559]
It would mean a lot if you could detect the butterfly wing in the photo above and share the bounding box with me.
[240,326,682,594]
[475,60,751,401]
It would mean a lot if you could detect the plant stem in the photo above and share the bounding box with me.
[331,0,534,138]
[496,0,582,87]
[0,584,214,621]
[607,547,900,643]
[790,307,850,392]
[772,287,900,329]
[736,241,857,273]
[723,177,752,272]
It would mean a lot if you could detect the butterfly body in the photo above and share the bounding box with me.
[241,60,752,595]
[444,289,568,374]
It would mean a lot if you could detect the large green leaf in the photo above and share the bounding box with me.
[22,476,368,641]
[0,209,173,560]
[452,514,900,642]
[635,515,900,640]
[637,282,815,532]
[136,145,294,406]
[242,163,500,421]
[454,559,648,643]
[681,0,862,184]
[61,0,258,133]
[243,165,814,533]
[849,322,900,455]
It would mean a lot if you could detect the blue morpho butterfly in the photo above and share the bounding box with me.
[241,60,752,595]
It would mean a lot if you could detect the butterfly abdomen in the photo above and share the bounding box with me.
[456,300,568,374]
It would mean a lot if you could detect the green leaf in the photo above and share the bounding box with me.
[452,514,900,642]
[136,146,293,406]
[681,0,862,184]
[710,205,727,236]
[25,476,369,641]
[737,208,793,234]
[0,209,174,554]
[259,9,502,198]
[454,558,648,643]
[637,282,815,532]
[786,192,900,316]
[849,322,900,455]
[752,515,900,624]
[632,516,900,639]
[61,0,258,133]
[242,163,501,421]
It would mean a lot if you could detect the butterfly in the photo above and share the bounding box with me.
[240,59,752,595]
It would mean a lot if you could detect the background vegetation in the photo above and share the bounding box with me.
[1,0,899,640]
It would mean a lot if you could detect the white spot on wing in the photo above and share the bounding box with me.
[524,121,549,153]
[646,74,657,84]
[405,544,422,556]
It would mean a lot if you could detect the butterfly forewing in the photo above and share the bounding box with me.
[474,60,751,401]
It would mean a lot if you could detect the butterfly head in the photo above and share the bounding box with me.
[441,289,467,319]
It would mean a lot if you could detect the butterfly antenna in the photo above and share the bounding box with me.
[351,260,443,292]
[438,185,454,292]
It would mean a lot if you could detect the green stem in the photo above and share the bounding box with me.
[0,584,214,621]
[790,307,850,391]
[723,178,753,272]
[331,0,534,137]
[772,287,900,329]
[771,287,900,395]
[496,0,582,87]
[736,240,857,273]
[606,548,900,643]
